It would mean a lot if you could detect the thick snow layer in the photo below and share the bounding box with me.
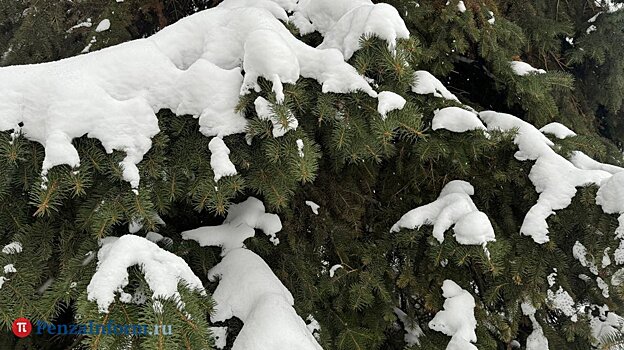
[509,61,546,76]
[411,71,460,102]
[0,0,384,187]
[2,242,22,254]
[377,91,406,120]
[391,180,495,246]
[182,197,282,253]
[480,111,612,243]
[305,200,320,215]
[428,280,477,350]
[590,305,623,346]
[394,307,423,346]
[596,172,624,238]
[209,137,237,182]
[292,0,409,60]
[209,248,323,350]
[539,122,577,139]
[3,264,16,273]
[432,107,487,133]
[210,326,228,349]
[87,235,205,313]
[570,151,624,175]
[254,97,299,137]
[521,301,549,350]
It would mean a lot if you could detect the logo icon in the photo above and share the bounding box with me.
[12,317,32,338]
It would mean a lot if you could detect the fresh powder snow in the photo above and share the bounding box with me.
[377,91,406,120]
[390,180,496,246]
[411,70,460,102]
[87,235,206,313]
[305,200,320,215]
[539,122,577,139]
[432,107,487,133]
[509,61,546,76]
[209,137,238,182]
[428,280,478,350]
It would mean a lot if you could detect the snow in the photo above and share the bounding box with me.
[596,172,624,237]
[411,70,460,102]
[2,242,22,254]
[377,91,406,120]
[588,12,602,23]
[292,0,409,60]
[596,0,624,13]
[209,248,323,350]
[0,0,388,188]
[254,97,299,137]
[480,111,612,244]
[329,264,343,277]
[432,107,487,133]
[185,196,321,349]
[0,277,5,289]
[509,61,546,76]
[3,264,16,273]
[587,25,597,34]
[573,241,599,275]
[390,180,495,246]
[394,307,423,346]
[68,18,93,32]
[210,327,228,349]
[521,301,549,350]
[570,151,624,175]
[428,280,477,350]
[306,315,321,340]
[597,277,609,298]
[305,200,320,215]
[457,1,467,13]
[547,287,577,320]
[603,248,612,268]
[487,11,495,24]
[209,137,237,182]
[296,139,305,158]
[590,305,623,346]
[87,235,205,313]
[539,122,577,139]
[95,19,111,33]
[182,197,282,253]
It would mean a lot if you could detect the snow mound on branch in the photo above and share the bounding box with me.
[390,180,495,245]
[509,61,546,76]
[539,122,577,139]
[521,301,549,350]
[186,197,321,350]
[182,197,282,253]
[377,91,406,120]
[428,280,478,350]
[305,200,320,215]
[0,0,384,188]
[1,242,22,255]
[596,172,624,238]
[209,137,237,182]
[292,0,409,60]
[479,111,611,244]
[411,71,460,102]
[432,107,487,133]
[87,235,205,313]
[570,151,624,175]
[209,248,323,350]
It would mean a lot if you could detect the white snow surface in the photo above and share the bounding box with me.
[95,19,111,32]
[0,0,397,187]
[210,326,228,349]
[209,248,323,350]
[329,264,343,277]
[411,70,460,102]
[596,171,624,238]
[394,307,423,346]
[209,137,237,182]
[305,200,320,215]
[87,235,205,313]
[509,61,546,76]
[479,111,612,244]
[522,301,549,350]
[3,264,16,273]
[377,91,406,120]
[539,122,577,139]
[457,1,467,12]
[428,280,478,350]
[292,0,409,60]
[570,151,624,175]
[391,180,495,246]
[432,107,487,133]
[2,242,22,255]
[182,197,282,253]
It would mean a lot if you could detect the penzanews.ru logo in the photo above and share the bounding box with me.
[12,318,173,337]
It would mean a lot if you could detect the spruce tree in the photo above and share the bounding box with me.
[0,1,623,350]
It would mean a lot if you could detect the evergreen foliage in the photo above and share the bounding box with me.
[0,1,623,350]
